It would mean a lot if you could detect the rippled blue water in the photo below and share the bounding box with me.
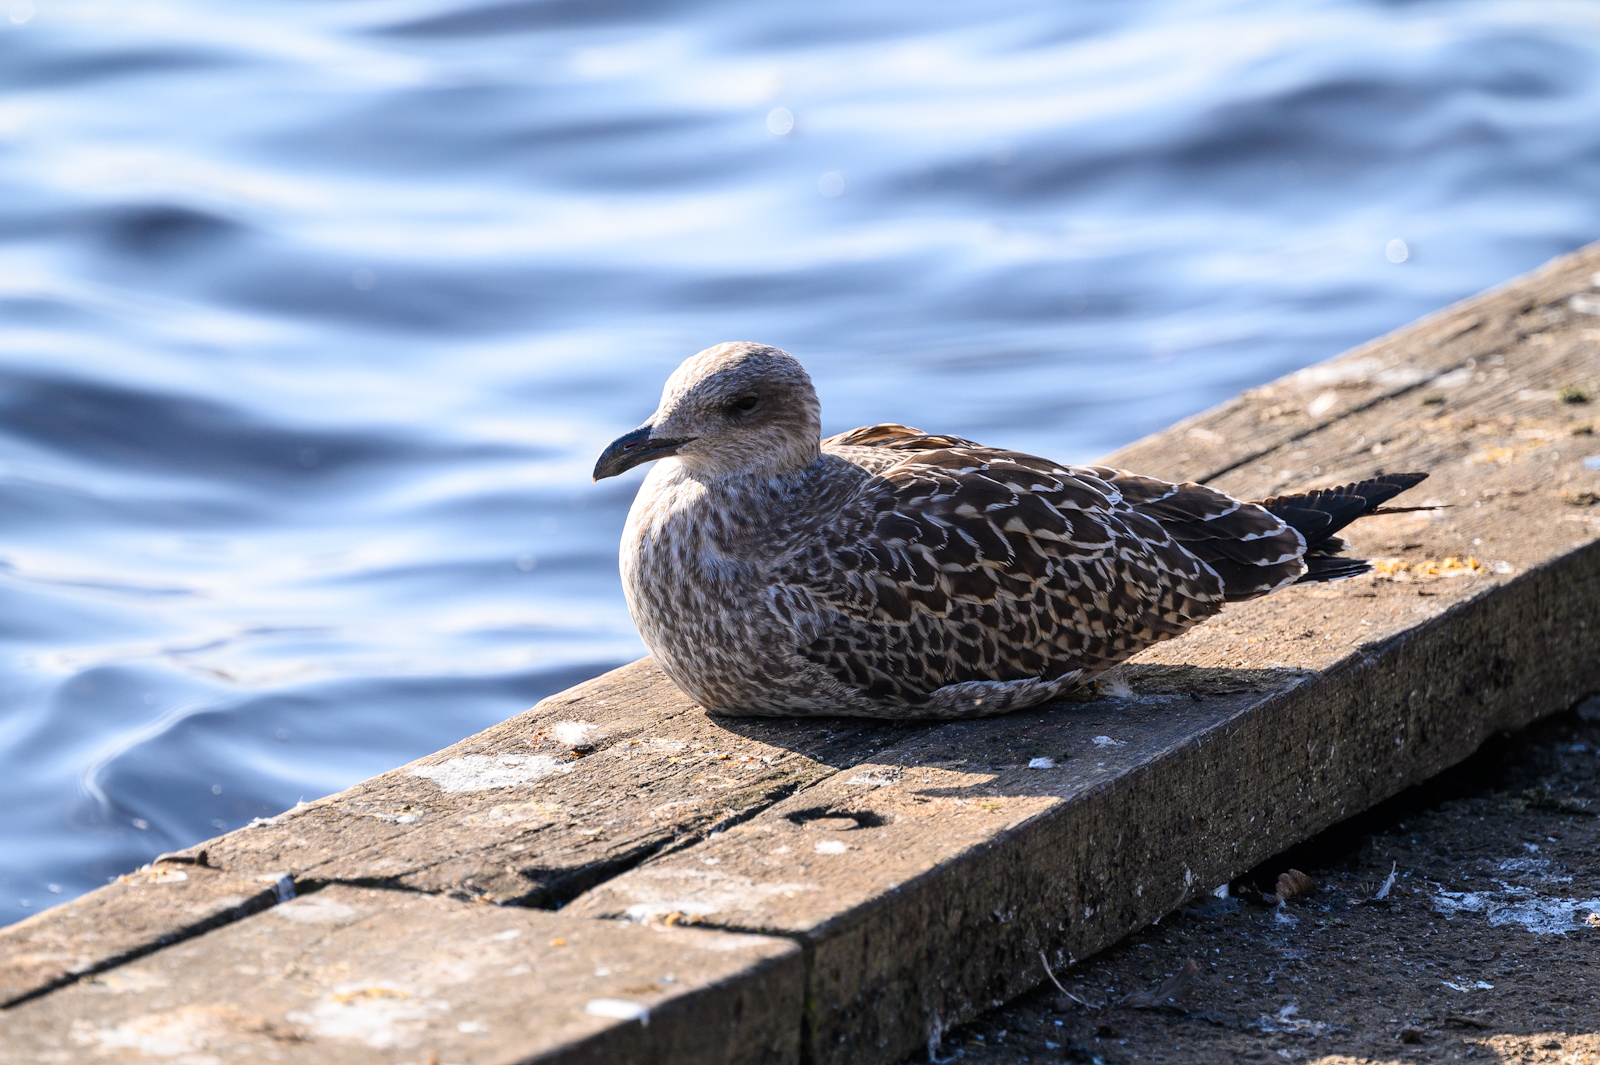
[1,0,1596,925]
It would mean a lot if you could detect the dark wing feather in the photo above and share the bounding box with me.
[1081,467,1307,602]
[787,444,1229,706]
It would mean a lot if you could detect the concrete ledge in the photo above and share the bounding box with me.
[0,864,282,1009]
[4,241,1599,1064]
[0,884,803,1064]
[195,665,929,909]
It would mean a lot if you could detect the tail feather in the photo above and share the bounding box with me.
[1301,555,1372,581]
[1255,472,1430,585]
[1258,472,1428,553]
[1261,503,1334,541]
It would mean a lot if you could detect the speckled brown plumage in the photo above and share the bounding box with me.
[594,343,1426,719]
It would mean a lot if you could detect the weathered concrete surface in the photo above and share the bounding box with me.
[0,862,282,1008]
[200,662,931,908]
[0,884,802,1064]
[567,244,1600,1063]
[5,242,1600,1065]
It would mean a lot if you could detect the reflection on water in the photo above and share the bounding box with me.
[1,0,1597,924]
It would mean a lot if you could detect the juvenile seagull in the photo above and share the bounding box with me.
[594,342,1426,720]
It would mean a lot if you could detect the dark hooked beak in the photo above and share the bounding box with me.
[592,425,696,481]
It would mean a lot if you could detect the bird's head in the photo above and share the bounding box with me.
[593,342,822,481]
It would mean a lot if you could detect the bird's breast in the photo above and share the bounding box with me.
[621,469,770,665]
[622,470,740,589]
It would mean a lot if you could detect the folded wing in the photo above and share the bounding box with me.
[787,430,1235,706]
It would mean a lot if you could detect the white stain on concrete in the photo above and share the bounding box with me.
[1289,356,1427,391]
[813,839,848,854]
[288,985,446,1049]
[616,867,814,923]
[1091,735,1126,747]
[1497,857,1571,882]
[1027,757,1056,769]
[551,720,596,746]
[1256,1002,1333,1036]
[1434,886,1600,935]
[411,753,571,793]
[74,1006,230,1060]
[1442,979,1495,991]
[585,998,649,1025]
[624,900,718,921]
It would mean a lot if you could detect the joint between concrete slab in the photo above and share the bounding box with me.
[649,778,812,867]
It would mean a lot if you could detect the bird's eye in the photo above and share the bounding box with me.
[729,396,760,413]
